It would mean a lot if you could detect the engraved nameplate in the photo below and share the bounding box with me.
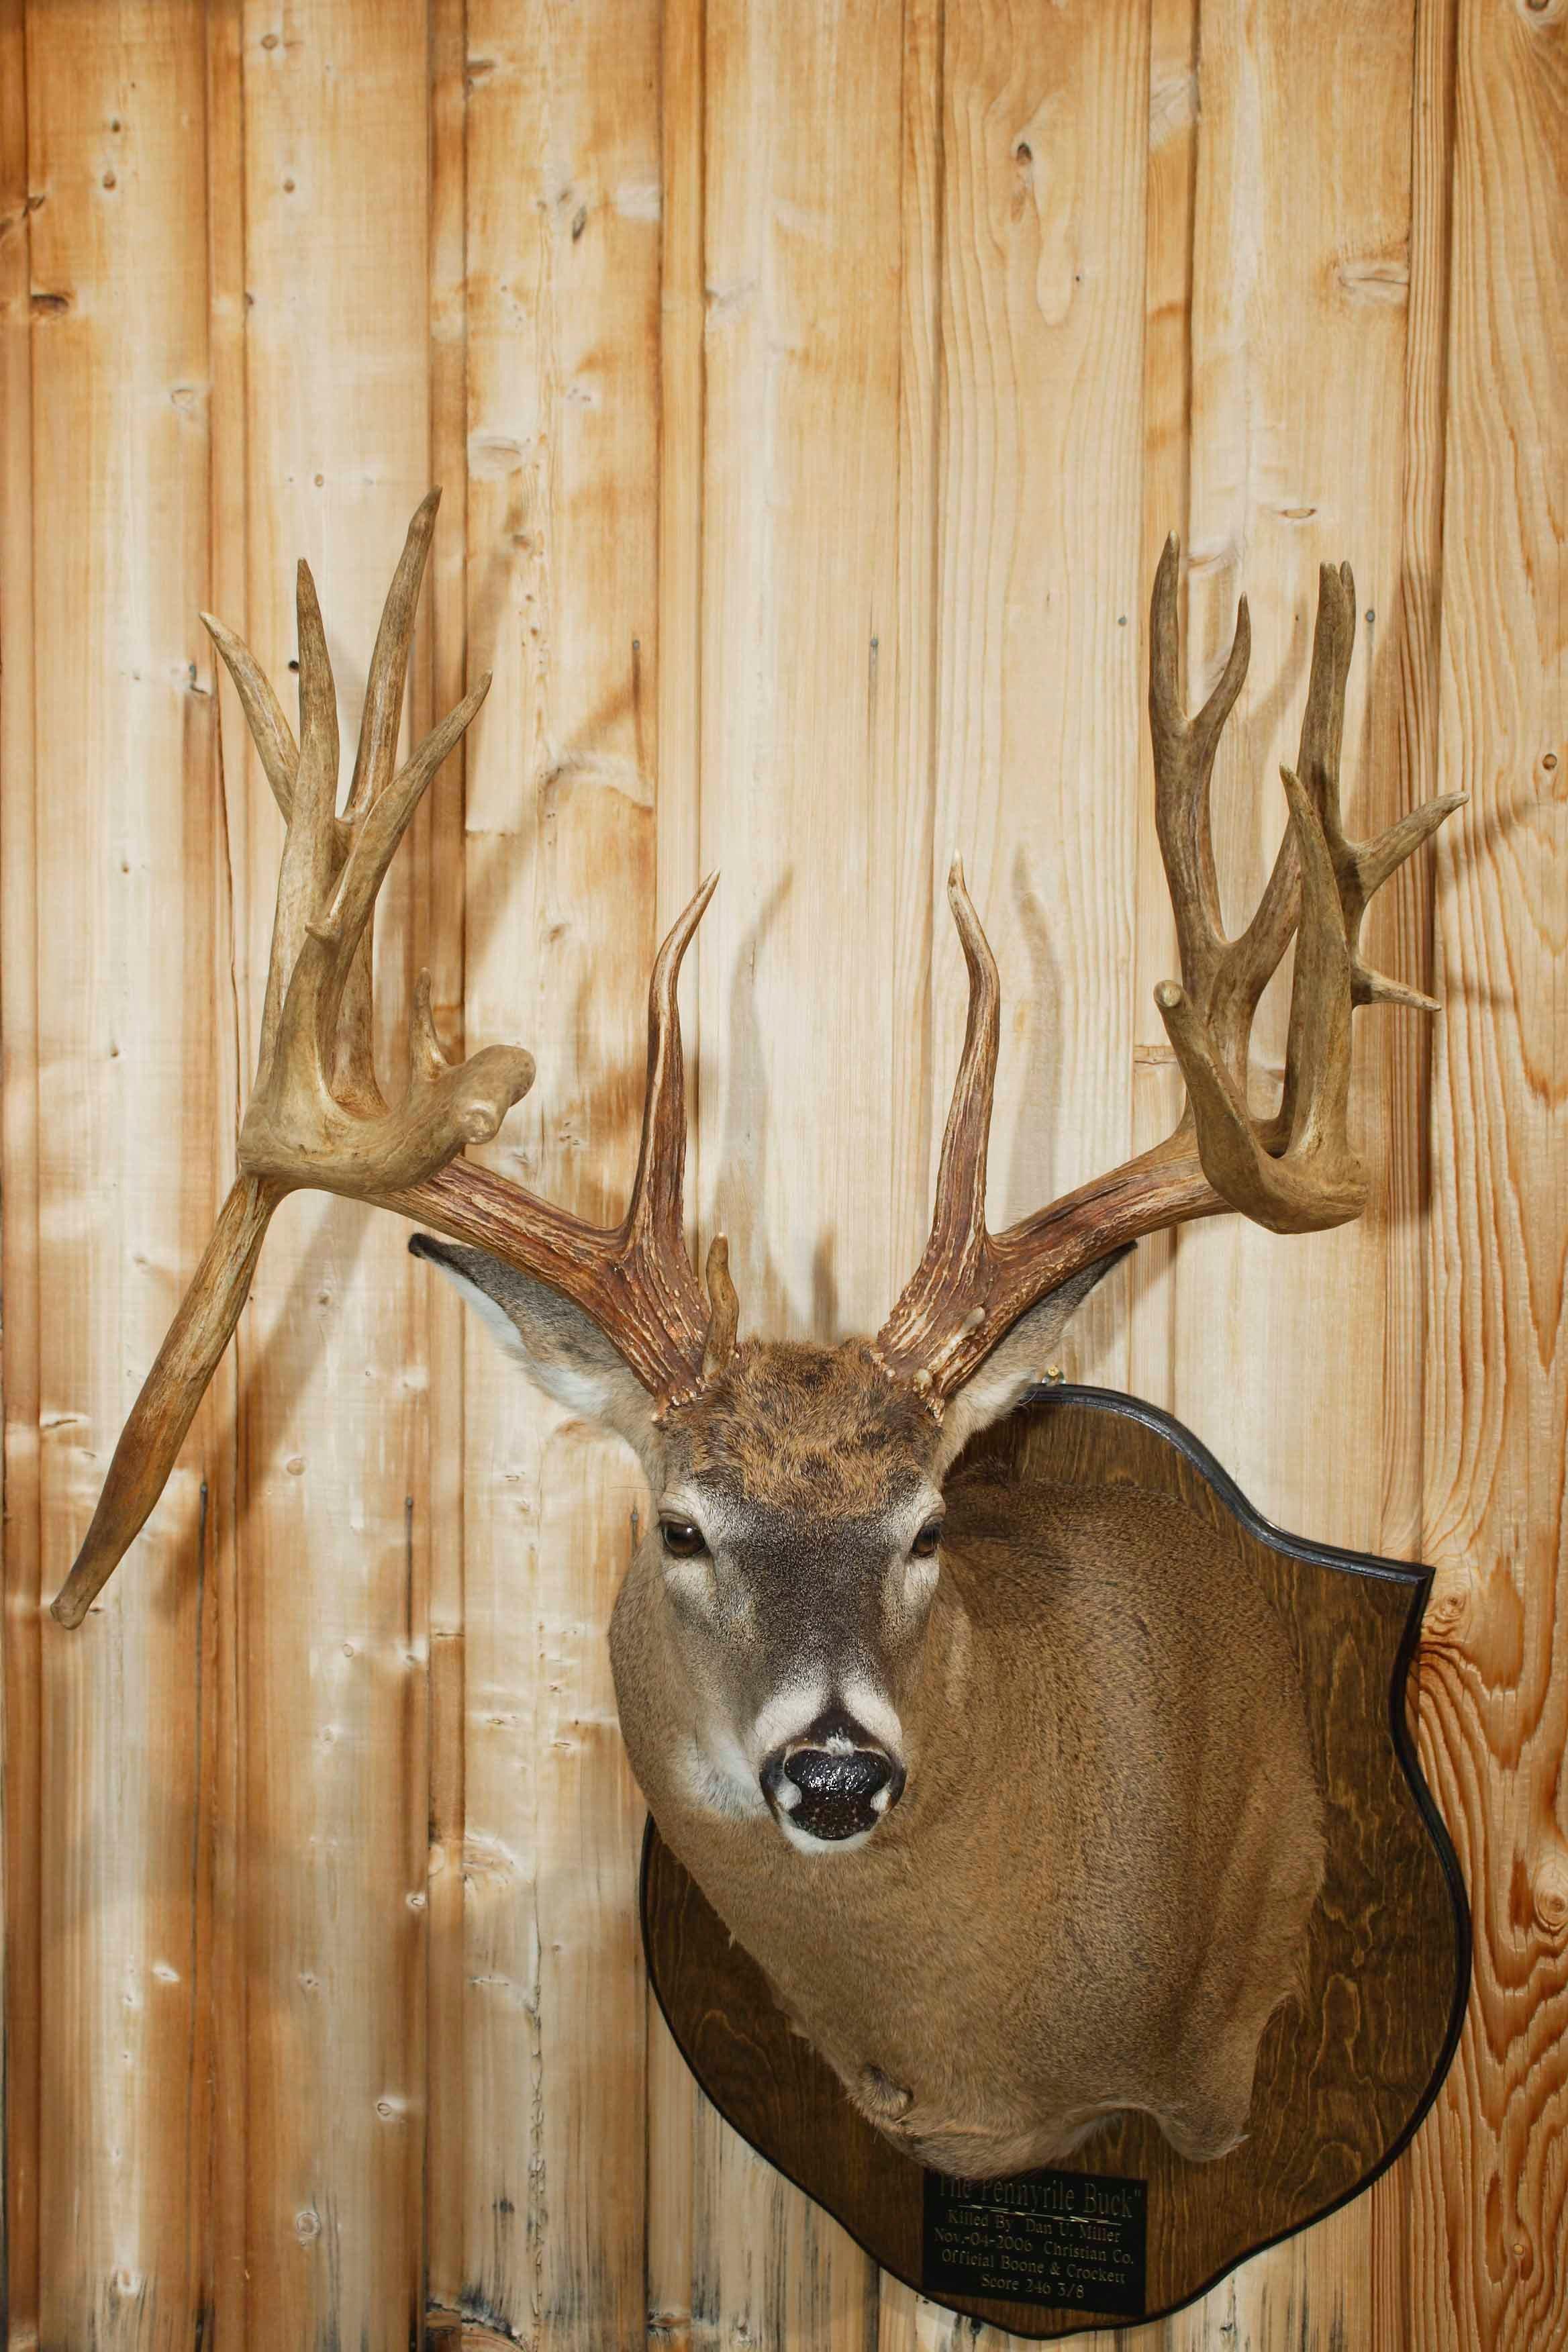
[922,2165,1148,2318]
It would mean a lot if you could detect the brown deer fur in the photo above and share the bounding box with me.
[416,1241,1323,2171]
[623,1465,1322,2172]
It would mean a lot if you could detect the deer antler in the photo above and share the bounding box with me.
[57,524,1459,1618]
[875,537,1465,1402]
[52,495,726,1629]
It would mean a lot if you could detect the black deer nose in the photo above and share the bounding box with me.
[761,1710,906,1843]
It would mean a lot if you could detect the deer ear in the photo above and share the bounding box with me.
[409,1235,663,1473]
[932,1246,1132,1476]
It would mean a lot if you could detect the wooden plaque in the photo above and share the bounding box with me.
[641,1386,1469,2339]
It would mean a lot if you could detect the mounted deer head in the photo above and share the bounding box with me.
[54,500,1461,2171]
[411,1241,1126,1851]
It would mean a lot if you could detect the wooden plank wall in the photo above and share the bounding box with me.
[0,3,1561,2348]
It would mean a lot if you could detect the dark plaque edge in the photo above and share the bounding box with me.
[639,1382,1473,2341]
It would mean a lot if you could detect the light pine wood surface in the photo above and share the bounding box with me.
[1,3,1561,2347]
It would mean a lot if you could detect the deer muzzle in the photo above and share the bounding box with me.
[761,1708,907,1845]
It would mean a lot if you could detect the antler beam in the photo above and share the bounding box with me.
[53,497,724,1629]
[56,520,1461,1621]
[875,538,1465,1401]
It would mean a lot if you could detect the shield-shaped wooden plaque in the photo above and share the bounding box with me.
[641,1385,1469,2339]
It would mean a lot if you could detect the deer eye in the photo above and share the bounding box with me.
[660,1518,707,1560]
[910,1518,944,1559]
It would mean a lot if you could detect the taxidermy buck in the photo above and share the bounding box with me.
[55,493,1462,2177]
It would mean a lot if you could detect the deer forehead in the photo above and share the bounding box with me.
[660,1338,942,1518]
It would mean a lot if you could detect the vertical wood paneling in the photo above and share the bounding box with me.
[236,5,434,2341]
[24,5,219,2345]
[200,7,251,2342]
[1126,0,1197,1414]
[691,0,905,2340]
[644,0,707,2336]
[2,4,1563,2347]
[697,0,907,1345]
[424,0,473,2325]
[871,68,946,2331]
[1172,0,1422,1528]
[881,0,942,1314]
[936,0,1155,1389]
[1157,3,1427,2343]
[1367,0,1462,2337]
[878,9,1153,2352]
[1,0,40,2333]
[1416,0,1568,2345]
[458,2,664,2339]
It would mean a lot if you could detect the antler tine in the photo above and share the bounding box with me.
[1277,767,1356,1164]
[627,871,718,1262]
[385,873,727,1408]
[334,487,442,1108]
[1153,542,1357,1091]
[929,859,1002,1275]
[701,1235,740,1381]
[1297,561,1355,810]
[1348,793,1468,1009]
[878,536,1464,1404]
[303,679,492,1020]
[1155,760,1366,1232]
[1148,531,1250,1010]
[56,856,724,1622]
[1208,561,1349,1074]
[254,558,340,1077]
[874,862,1001,1383]
[348,487,440,820]
[521,867,725,1391]
[52,498,535,1629]
[1286,560,1467,1019]
[50,1179,281,1628]
[1150,548,1461,1228]
[201,611,298,820]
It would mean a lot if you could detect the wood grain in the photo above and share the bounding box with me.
[689,1,909,2342]
[921,0,1151,1404]
[1,0,40,2332]
[1152,1,1430,2343]
[871,14,944,2331]
[877,9,1155,2345]
[1,2,1561,2346]
[235,3,434,2339]
[644,0,708,2339]
[200,4,251,2339]
[1416,0,1568,2345]
[423,0,473,2324]
[456,2,664,2338]
[1126,0,1199,1436]
[23,7,222,2344]
[1365,0,1463,2337]
[644,1389,1465,2343]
